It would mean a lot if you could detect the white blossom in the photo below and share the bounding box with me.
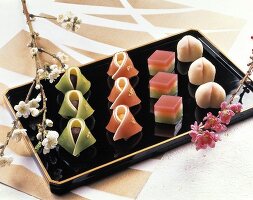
[14,101,30,118]
[48,67,61,83]
[61,22,72,31]
[12,129,27,142]
[28,99,39,108]
[30,47,38,56]
[56,52,69,63]
[57,12,81,32]
[42,130,59,154]
[56,14,65,23]
[30,108,39,117]
[45,119,53,127]
[0,156,13,167]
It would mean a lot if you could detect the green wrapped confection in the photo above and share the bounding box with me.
[58,118,96,156]
[59,90,94,119]
[55,66,91,95]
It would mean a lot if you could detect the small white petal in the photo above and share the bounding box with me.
[36,93,42,102]
[35,84,40,90]
[57,14,65,23]
[36,132,42,140]
[46,119,53,127]
[28,99,39,108]
[30,108,39,117]
[16,112,22,118]
[23,113,30,118]
[43,147,50,154]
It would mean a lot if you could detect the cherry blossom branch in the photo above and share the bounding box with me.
[29,11,82,32]
[0,79,36,158]
[38,48,66,69]
[22,0,47,130]
[1,0,82,166]
[0,121,18,156]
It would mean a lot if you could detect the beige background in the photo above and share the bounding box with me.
[0,0,252,199]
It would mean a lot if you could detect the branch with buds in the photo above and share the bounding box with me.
[0,0,82,167]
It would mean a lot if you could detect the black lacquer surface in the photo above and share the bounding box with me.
[5,30,253,193]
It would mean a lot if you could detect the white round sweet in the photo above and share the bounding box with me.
[188,57,216,85]
[177,35,203,62]
[195,82,226,108]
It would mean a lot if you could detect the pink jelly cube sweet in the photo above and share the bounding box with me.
[154,95,183,124]
[149,72,178,98]
[148,50,175,75]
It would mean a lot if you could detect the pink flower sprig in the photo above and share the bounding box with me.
[190,101,242,150]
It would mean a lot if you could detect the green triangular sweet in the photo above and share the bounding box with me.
[55,66,91,95]
[58,90,94,120]
[58,118,96,156]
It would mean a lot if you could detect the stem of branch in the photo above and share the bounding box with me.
[29,14,56,20]
[38,48,65,68]
[228,63,253,104]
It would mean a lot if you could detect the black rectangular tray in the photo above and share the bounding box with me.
[5,30,253,193]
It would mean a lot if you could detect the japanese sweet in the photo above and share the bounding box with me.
[154,95,183,124]
[58,118,96,156]
[188,57,216,85]
[149,72,178,98]
[195,82,226,108]
[108,77,141,109]
[59,90,94,119]
[177,35,203,62]
[107,51,139,80]
[106,105,142,141]
[55,66,91,95]
[147,50,175,76]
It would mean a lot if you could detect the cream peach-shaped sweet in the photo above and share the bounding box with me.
[195,82,226,108]
[188,57,216,85]
[177,35,203,62]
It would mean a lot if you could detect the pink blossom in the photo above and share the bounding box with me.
[220,101,229,110]
[229,103,242,113]
[203,112,227,133]
[189,130,198,143]
[190,121,203,132]
[218,109,235,124]
[219,101,235,125]
[191,130,220,151]
[189,121,203,142]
